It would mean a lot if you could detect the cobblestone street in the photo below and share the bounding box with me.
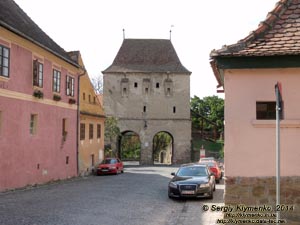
[0,166,224,225]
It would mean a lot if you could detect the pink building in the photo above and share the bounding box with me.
[211,0,300,223]
[0,0,81,191]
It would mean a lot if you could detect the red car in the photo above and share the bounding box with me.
[199,161,222,183]
[97,158,124,175]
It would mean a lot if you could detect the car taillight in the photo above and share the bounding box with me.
[210,168,217,173]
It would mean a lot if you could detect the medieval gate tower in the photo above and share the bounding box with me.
[103,39,191,165]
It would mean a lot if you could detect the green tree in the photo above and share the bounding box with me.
[153,132,172,161]
[191,95,224,133]
[104,117,120,156]
[120,132,141,160]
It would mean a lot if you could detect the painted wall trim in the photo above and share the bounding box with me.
[0,89,77,110]
[252,119,300,128]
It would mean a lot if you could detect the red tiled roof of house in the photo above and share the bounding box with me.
[210,0,300,57]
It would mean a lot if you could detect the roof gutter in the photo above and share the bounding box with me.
[76,67,87,176]
[0,21,80,68]
[210,60,224,93]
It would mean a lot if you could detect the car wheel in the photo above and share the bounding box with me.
[216,179,220,184]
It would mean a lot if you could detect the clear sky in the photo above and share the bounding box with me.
[14,0,278,98]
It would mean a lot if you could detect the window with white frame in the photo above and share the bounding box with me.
[0,45,10,77]
[30,114,38,135]
[53,69,61,92]
[62,118,67,139]
[80,123,85,140]
[66,75,75,96]
[89,123,93,139]
[97,124,101,138]
[33,59,43,87]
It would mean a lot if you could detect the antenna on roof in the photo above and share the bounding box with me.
[123,28,125,40]
[170,25,174,40]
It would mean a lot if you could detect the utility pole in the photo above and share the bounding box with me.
[275,82,282,225]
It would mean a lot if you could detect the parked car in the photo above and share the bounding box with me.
[168,163,215,199]
[198,161,222,183]
[96,158,124,175]
[218,161,225,178]
[199,157,215,162]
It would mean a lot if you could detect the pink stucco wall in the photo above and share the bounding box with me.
[8,43,77,100]
[0,42,78,191]
[224,68,300,177]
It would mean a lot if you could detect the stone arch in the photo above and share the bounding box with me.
[152,131,173,165]
[118,130,141,162]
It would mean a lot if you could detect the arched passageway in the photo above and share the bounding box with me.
[119,131,141,162]
[152,131,173,165]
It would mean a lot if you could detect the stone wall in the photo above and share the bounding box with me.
[104,72,191,165]
[118,118,191,165]
[225,176,300,224]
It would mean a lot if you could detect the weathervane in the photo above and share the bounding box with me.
[170,25,174,40]
[123,28,125,40]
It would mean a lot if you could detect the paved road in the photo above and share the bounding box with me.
[0,166,224,225]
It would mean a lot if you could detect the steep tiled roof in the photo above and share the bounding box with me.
[103,39,191,74]
[0,0,78,67]
[210,0,300,57]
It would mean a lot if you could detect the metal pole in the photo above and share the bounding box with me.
[275,85,280,224]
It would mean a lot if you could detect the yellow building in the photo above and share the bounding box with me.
[69,51,105,176]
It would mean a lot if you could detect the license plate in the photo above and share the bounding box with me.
[181,190,195,195]
[101,169,108,172]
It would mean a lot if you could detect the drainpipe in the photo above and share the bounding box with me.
[76,67,86,176]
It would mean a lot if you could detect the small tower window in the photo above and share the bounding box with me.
[121,78,129,97]
[156,83,160,88]
[134,82,138,88]
[173,106,176,113]
[143,78,150,95]
[167,88,171,95]
[164,78,173,96]
[143,106,146,112]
